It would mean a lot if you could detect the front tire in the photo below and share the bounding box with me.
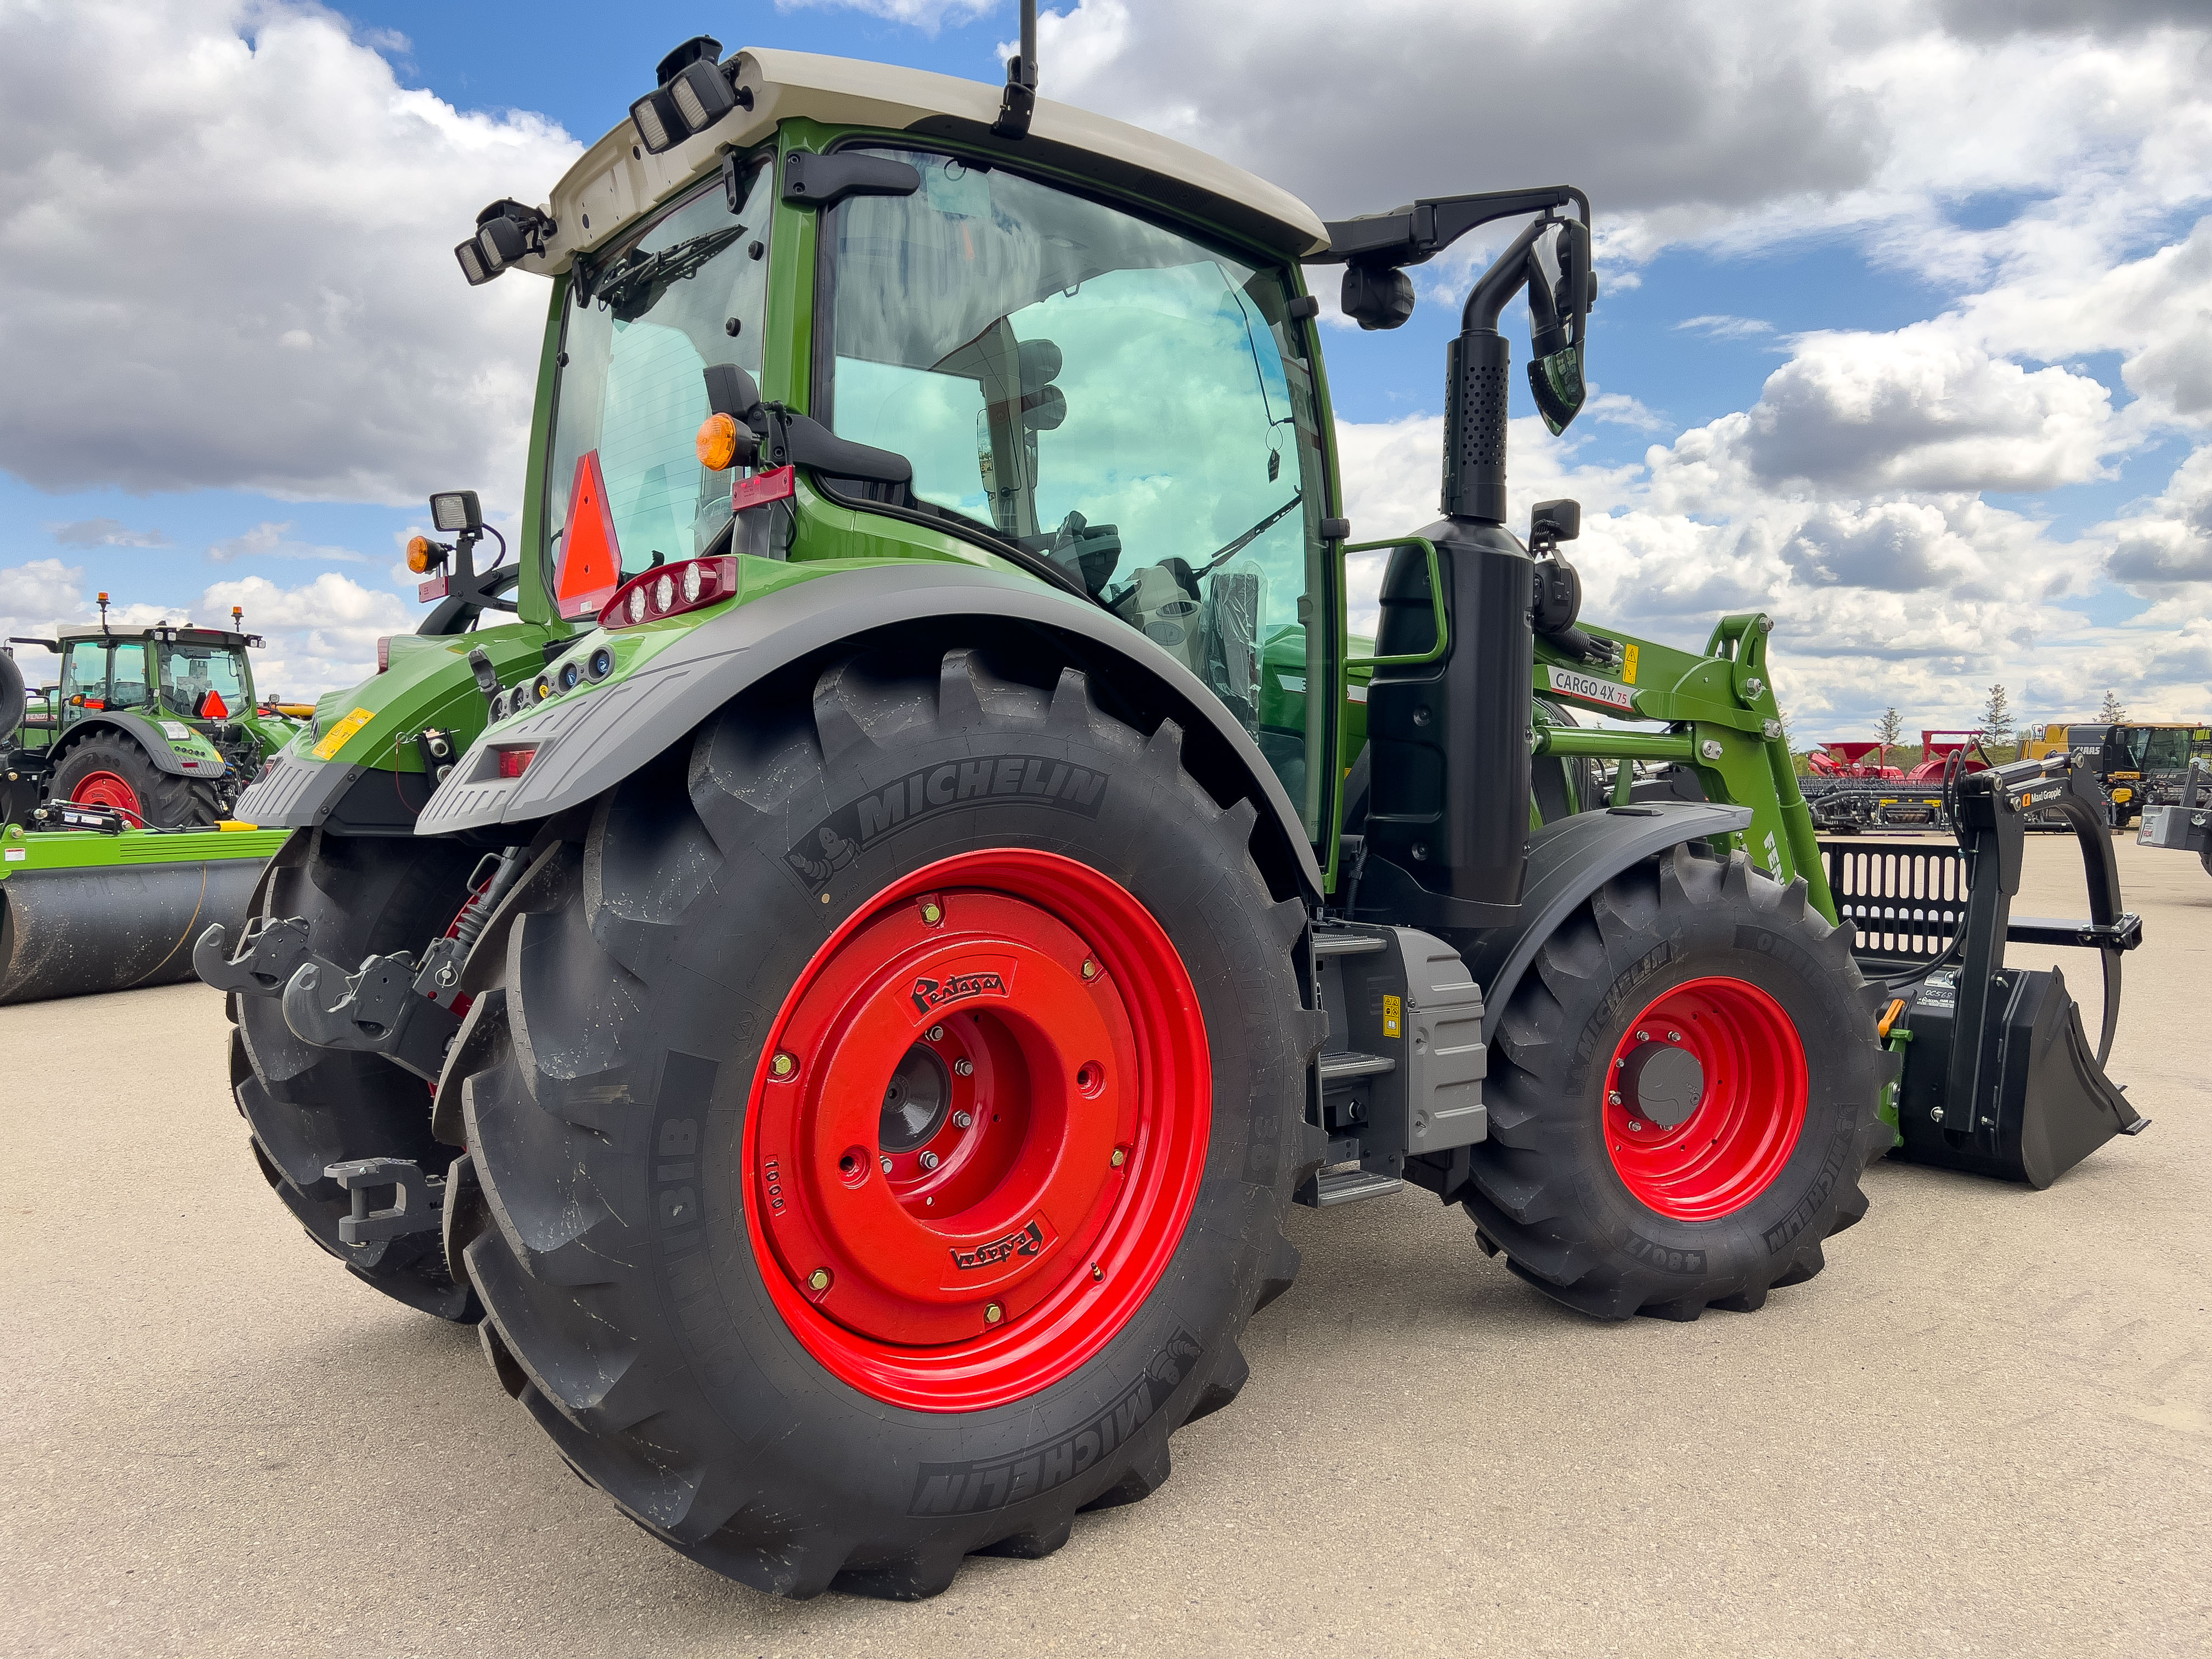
[448,644,1314,1598]
[1464,847,1892,1320]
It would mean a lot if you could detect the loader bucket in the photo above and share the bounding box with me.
[0,825,285,1005]
[1888,962,2143,1188]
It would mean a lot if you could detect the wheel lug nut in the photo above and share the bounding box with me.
[808,1268,831,1292]
[953,1058,974,1077]
[927,1024,944,1042]
[984,1302,1004,1325]
[1110,1146,1127,1168]
[1608,1091,1623,1105]
[1667,1030,1682,1042]
[880,1155,893,1174]
[1629,1120,1645,1132]
[1081,958,1098,980]
[770,1051,797,1079]
[953,1110,973,1128]
[921,901,943,926]
[1634,1030,1649,1042]
[920,1150,939,1170]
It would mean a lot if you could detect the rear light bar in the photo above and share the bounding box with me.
[599,554,737,630]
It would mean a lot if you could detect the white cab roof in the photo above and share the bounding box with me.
[512,48,1329,278]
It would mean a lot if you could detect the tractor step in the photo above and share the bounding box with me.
[1308,1167,1404,1207]
[1319,1050,1397,1084]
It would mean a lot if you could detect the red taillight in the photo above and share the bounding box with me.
[376,636,392,672]
[496,747,536,778]
[600,554,738,631]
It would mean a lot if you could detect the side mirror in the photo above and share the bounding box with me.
[1525,221,1593,436]
[430,490,483,534]
[1341,265,1415,331]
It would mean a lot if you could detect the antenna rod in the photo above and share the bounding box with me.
[993,0,1039,137]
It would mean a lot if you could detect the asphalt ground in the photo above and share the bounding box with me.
[3,832,2206,1658]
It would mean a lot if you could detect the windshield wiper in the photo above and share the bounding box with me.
[596,224,746,320]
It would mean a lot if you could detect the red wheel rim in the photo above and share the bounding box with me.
[70,770,144,822]
[1603,976,1807,1221]
[742,849,1210,1412]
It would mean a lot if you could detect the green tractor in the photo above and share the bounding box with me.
[196,18,2145,1600]
[2,598,309,827]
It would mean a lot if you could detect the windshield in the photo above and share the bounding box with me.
[2132,729,2191,770]
[825,147,1330,835]
[545,157,774,610]
[161,644,250,718]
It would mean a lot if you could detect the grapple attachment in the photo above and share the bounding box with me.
[1823,754,2146,1188]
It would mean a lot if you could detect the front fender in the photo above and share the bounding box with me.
[65,710,229,780]
[415,562,1325,899]
[1455,802,1755,1043]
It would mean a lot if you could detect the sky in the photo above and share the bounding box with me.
[2,0,2209,739]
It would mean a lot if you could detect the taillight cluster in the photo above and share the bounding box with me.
[599,555,737,630]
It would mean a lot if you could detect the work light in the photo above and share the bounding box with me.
[630,36,749,156]
[455,202,554,287]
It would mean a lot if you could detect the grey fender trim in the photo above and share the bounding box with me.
[232,751,366,829]
[1459,802,1756,1045]
[414,562,1325,896]
[61,710,223,778]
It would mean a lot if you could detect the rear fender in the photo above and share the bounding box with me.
[414,563,1325,900]
[57,710,228,781]
[1456,802,1754,1043]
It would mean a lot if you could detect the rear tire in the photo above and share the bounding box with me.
[231,827,482,1319]
[52,733,224,827]
[447,644,1314,1598]
[1464,847,1892,1321]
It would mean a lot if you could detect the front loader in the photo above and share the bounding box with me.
[196,13,2146,1600]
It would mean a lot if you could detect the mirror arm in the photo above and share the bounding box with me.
[1462,217,1549,332]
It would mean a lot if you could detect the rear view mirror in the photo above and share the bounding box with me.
[1525,221,1593,435]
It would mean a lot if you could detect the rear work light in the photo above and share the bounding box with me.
[496,747,537,779]
[600,555,737,630]
[629,35,751,156]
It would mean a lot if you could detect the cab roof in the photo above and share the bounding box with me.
[513,48,1329,277]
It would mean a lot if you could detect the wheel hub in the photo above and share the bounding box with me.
[1604,977,1807,1221]
[743,849,1211,1412]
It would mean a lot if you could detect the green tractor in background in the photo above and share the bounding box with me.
[195,15,2145,1601]
[2,599,311,826]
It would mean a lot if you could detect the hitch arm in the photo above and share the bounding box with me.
[282,953,462,1082]
[193,916,347,999]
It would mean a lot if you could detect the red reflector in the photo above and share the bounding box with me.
[198,689,230,719]
[734,465,796,510]
[418,574,449,602]
[375,636,392,672]
[496,747,536,779]
[556,450,622,619]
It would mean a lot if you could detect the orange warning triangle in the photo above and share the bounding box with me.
[557,450,622,617]
[200,690,229,719]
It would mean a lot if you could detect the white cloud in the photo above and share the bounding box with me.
[1676,315,1774,338]
[1716,326,2119,494]
[0,558,408,699]
[206,521,370,564]
[48,517,170,548]
[0,0,579,508]
[781,0,998,27]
